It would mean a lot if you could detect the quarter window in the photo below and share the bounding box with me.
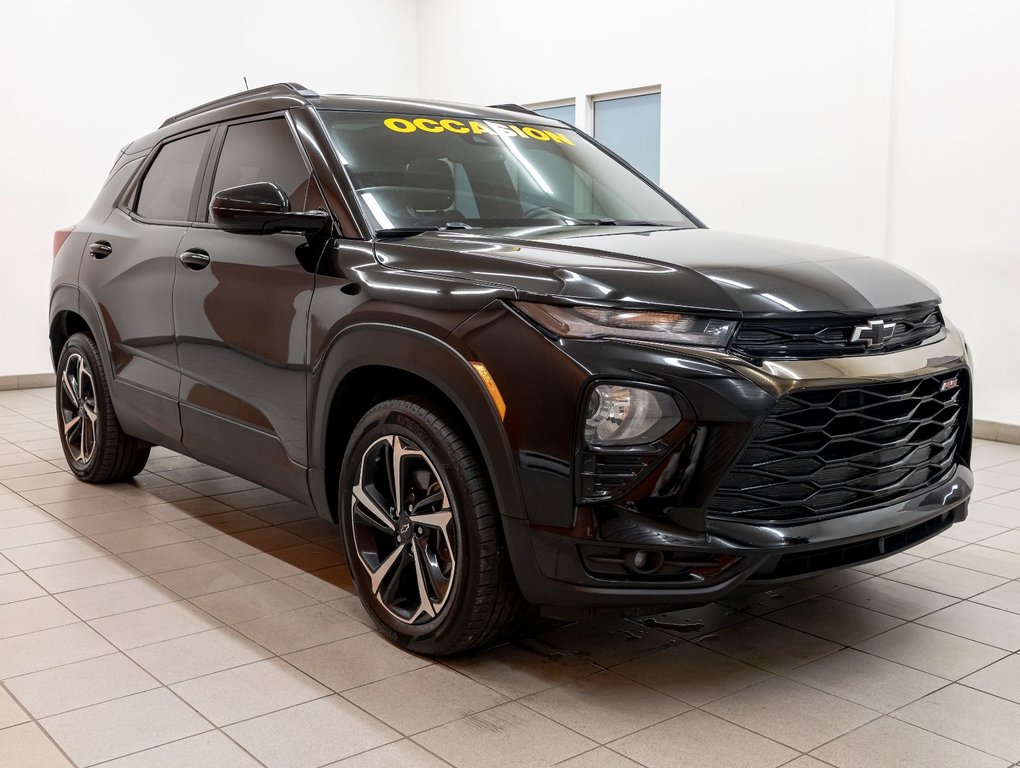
[136,132,209,221]
[210,118,313,214]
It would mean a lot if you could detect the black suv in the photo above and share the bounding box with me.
[50,83,973,654]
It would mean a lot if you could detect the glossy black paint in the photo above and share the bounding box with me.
[50,85,973,612]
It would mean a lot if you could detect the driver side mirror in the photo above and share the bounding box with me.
[209,181,330,235]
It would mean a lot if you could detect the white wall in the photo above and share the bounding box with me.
[4,0,1019,427]
[0,0,419,378]
[417,0,1020,427]
[887,0,1020,427]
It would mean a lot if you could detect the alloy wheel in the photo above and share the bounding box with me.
[350,434,459,626]
[59,352,99,465]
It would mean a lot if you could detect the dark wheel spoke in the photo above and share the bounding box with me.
[60,352,100,467]
[350,431,459,627]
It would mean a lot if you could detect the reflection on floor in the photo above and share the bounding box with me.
[1,387,1020,767]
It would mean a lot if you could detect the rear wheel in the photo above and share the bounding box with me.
[56,333,150,483]
[339,397,522,655]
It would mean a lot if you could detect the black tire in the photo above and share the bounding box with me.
[339,397,523,655]
[55,332,150,483]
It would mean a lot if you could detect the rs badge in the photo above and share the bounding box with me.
[941,377,960,392]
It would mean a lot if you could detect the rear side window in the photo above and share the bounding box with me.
[136,132,209,221]
[210,118,313,212]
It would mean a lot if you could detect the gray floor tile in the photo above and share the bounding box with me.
[126,626,273,684]
[786,648,947,712]
[829,576,958,620]
[694,617,841,673]
[233,603,369,655]
[0,622,115,678]
[89,600,221,650]
[767,596,904,645]
[519,669,687,743]
[613,641,772,706]
[916,600,1020,650]
[0,722,74,767]
[855,621,1009,679]
[40,687,212,766]
[191,579,318,624]
[894,683,1020,762]
[610,709,798,768]
[703,676,878,751]
[225,695,399,768]
[813,715,1008,768]
[414,701,596,768]
[345,664,508,736]
[960,653,1020,704]
[97,730,264,768]
[284,632,431,692]
[171,657,330,726]
[4,652,159,718]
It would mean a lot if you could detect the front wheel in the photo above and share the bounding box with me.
[56,333,150,483]
[339,398,522,655]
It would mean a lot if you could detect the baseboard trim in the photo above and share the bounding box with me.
[0,373,56,391]
[975,419,1020,446]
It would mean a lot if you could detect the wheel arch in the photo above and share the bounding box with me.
[308,324,526,530]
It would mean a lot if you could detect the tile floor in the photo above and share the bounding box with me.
[1,386,1019,768]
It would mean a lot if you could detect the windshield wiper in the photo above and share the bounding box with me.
[375,222,474,238]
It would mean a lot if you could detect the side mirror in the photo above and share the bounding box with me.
[209,181,330,235]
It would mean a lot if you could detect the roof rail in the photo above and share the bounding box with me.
[160,82,319,128]
[489,103,544,118]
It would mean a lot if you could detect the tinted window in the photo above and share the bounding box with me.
[136,132,208,221]
[322,112,691,232]
[210,118,312,213]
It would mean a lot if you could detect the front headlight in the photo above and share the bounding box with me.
[513,302,735,346]
[585,384,681,445]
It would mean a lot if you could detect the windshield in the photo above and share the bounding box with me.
[320,110,695,233]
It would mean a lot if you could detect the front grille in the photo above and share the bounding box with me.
[731,306,943,360]
[708,370,966,522]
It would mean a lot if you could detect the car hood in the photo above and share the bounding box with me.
[374,226,940,316]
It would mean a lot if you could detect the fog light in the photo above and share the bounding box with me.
[625,549,665,574]
[585,385,681,446]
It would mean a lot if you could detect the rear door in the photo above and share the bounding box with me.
[172,114,327,502]
[78,128,213,446]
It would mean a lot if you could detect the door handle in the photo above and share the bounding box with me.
[178,249,211,270]
[89,241,112,259]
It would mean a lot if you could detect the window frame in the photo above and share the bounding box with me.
[192,111,319,227]
[126,127,215,227]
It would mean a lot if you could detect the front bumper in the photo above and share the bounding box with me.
[506,463,970,608]
[484,320,973,609]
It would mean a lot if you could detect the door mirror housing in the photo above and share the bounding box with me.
[209,181,330,235]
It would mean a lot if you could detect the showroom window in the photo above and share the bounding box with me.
[209,117,314,216]
[135,131,209,221]
[592,91,661,183]
[533,103,576,125]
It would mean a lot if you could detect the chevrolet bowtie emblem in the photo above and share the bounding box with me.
[850,318,897,347]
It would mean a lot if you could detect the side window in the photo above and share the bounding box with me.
[210,118,313,214]
[136,132,209,221]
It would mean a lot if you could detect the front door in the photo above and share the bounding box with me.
[172,116,328,501]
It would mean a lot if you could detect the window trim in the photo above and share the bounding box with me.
[126,127,215,227]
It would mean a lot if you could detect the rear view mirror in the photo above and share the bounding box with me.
[209,181,330,235]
